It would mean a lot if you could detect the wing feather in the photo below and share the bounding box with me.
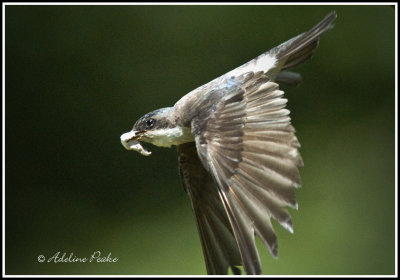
[177,142,243,275]
[191,72,302,274]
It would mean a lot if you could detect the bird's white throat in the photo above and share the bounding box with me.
[146,126,194,147]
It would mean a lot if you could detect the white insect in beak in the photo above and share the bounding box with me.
[120,131,152,156]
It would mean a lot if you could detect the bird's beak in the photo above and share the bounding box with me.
[120,130,152,156]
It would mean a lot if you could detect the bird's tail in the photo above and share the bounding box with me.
[226,11,337,85]
[271,11,337,71]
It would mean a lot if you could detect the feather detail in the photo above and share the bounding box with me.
[191,71,303,274]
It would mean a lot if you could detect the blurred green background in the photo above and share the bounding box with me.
[5,4,395,275]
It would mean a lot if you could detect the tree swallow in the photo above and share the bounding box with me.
[121,11,337,275]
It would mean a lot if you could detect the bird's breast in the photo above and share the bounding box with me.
[146,126,194,147]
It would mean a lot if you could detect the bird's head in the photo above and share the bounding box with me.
[120,107,193,156]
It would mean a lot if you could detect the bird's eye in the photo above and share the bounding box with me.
[146,118,155,128]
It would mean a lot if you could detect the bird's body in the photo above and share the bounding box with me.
[121,11,337,275]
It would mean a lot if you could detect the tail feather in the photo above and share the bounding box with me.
[226,11,337,83]
[275,71,303,86]
[271,11,337,71]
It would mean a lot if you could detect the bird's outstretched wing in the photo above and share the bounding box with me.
[190,72,303,275]
[177,142,243,275]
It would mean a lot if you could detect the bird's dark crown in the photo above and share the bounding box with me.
[133,107,175,132]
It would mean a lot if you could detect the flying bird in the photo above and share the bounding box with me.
[121,11,337,275]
